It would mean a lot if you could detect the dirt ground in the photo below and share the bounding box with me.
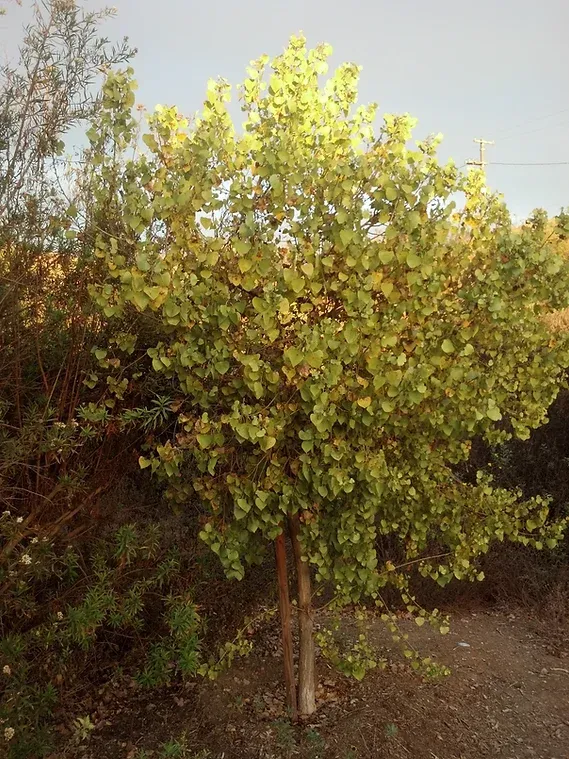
[68,605,569,759]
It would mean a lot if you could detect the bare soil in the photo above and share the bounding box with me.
[68,605,569,759]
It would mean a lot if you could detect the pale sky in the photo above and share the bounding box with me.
[2,0,568,219]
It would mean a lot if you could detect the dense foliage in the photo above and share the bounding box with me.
[0,5,203,755]
[2,4,569,749]
[90,36,569,612]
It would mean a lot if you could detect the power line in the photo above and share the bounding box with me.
[499,119,569,143]
[488,160,569,166]
[494,107,569,140]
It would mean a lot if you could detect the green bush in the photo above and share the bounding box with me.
[0,517,202,758]
[85,35,569,711]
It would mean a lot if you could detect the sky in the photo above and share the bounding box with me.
[2,0,568,219]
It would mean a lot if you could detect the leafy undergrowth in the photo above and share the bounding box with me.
[52,605,569,759]
[0,475,274,759]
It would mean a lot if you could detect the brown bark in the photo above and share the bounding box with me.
[289,513,316,716]
[274,531,298,721]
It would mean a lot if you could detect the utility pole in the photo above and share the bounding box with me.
[466,137,494,169]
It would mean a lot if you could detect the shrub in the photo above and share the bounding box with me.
[0,516,202,758]
[86,36,569,715]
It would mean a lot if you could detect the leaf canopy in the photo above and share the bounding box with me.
[89,36,569,604]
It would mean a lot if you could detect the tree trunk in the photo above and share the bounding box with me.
[274,531,298,721]
[289,513,316,716]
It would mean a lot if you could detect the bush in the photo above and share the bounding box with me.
[0,516,202,758]
[86,35,569,714]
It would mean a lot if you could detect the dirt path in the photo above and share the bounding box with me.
[83,608,569,759]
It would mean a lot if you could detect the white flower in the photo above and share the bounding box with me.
[4,727,14,741]
[1,510,10,518]
[2,665,10,676]
[15,517,23,524]
[56,612,64,620]
[54,421,65,429]
[20,554,32,565]
[31,537,38,544]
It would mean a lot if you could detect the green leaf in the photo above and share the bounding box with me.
[145,286,163,301]
[252,297,266,313]
[197,434,214,449]
[215,359,230,375]
[139,456,152,469]
[290,276,305,294]
[386,370,402,387]
[284,347,304,367]
[238,258,253,273]
[486,405,502,421]
[259,435,277,451]
[406,252,421,269]
[235,240,251,255]
[408,210,421,230]
[136,253,150,272]
[132,290,150,310]
[142,133,159,152]
[441,339,455,354]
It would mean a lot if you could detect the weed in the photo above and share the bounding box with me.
[304,727,325,758]
[385,722,399,738]
[71,715,95,744]
[271,718,297,757]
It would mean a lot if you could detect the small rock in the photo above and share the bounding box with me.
[457,642,470,648]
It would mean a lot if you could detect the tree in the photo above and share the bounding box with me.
[0,0,133,219]
[88,36,569,717]
[0,0,135,533]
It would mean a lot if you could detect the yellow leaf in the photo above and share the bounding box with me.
[301,262,314,278]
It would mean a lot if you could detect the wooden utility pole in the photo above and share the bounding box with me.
[466,137,494,169]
